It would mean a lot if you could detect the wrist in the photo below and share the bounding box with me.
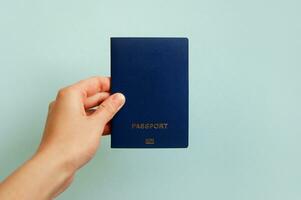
[30,149,75,198]
[33,148,76,178]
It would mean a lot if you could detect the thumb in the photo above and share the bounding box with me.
[91,93,126,126]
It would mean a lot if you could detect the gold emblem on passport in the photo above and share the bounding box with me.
[145,138,155,144]
[131,123,168,129]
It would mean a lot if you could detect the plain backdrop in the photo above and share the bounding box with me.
[0,0,300,200]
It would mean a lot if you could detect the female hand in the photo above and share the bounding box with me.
[0,76,125,199]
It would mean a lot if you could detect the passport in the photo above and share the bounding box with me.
[110,37,189,148]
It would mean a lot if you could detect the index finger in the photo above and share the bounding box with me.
[72,76,111,98]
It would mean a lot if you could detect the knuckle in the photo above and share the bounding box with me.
[57,87,75,99]
[104,103,115,115]
[48,101,55,110]
[99,78,110,91]
[57,88,68,98]
[101,102,117,120]
[78,80,85,85]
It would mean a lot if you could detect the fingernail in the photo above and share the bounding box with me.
[112,93,126,108]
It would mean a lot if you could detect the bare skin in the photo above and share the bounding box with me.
[0,76,126,199]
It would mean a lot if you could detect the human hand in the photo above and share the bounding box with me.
[0,76,125,199]
[38,76,125,171]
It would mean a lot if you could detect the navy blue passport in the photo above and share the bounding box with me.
[111,37,188,148]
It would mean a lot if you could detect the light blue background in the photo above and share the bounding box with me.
[0,0,300,200]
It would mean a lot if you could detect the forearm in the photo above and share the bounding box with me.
[0,150,74,200]
[0,77,125,199]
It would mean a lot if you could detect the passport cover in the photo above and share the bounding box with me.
[110,37,189,148]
